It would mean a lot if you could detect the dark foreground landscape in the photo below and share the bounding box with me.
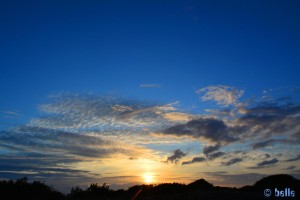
[0,174,299,200]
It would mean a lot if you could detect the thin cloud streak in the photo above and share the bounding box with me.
[139,84,161,88]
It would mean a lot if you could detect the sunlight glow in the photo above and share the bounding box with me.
[143,174,154,184]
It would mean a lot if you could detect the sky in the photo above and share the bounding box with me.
[0,0,300,193]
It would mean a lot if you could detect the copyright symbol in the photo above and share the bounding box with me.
[264,189,272,197]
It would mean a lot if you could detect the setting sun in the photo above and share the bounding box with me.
[143,174,154,184]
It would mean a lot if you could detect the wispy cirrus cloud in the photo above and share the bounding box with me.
[30,94,177,132]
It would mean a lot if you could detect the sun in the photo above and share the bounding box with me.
[143,174,153,184]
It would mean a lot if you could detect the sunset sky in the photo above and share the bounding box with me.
[1,0,300,192]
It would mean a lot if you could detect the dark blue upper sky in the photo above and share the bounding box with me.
[1,0,300,125]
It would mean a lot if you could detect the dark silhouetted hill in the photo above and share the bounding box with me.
[253,174,300,189]
[187,178,214,190]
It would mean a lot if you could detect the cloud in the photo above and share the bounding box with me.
[0,163,89,176]
[206,109,235,117]
[221,158,243,166]
[158,97,300,169]
[283,166,296,171]
[0,126,138,158]
[139,84,161,88]
[182,156,206,165]
[207,151,226,160]
[163,112,192,122]
[252,139,277,149]
[285,155,300,162]
[234,103,300,140]
[203,143,221,155]
[159,100,300,149]
[196,85,244,107]
[161,118,238,143]
[167,149,187,163]
[0,124,156,191]
[264,153,271,159]
[30,94,177,132]
[255,158,279,168]
[1,110,22,118]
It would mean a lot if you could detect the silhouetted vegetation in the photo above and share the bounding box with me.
[1,174,299,200]
[0,177,65,200]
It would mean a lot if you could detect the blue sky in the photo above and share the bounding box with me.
[1,0,300,192]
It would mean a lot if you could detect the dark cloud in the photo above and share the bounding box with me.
[0,125,148,186]
[207,151,226,160]
[162,118,238,143]
[264,154,271,159]
[235,104,300,140]
[252,139,275,149]
[283,166,296,171]
[160,103,300,156]
[182,157,206,165]
[0,126,129,158]
[167,149,187,163]
[240,104,300,116]
[0,155,82,167]
[254,158,279,168]
[0,124,149,192]
[285,155,300,162]
[0,164,89,175]
[221,158,243,166]
[203,143,221,155]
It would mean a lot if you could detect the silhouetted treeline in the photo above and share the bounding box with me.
[0,177,65,200]
[1,174,299,200]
